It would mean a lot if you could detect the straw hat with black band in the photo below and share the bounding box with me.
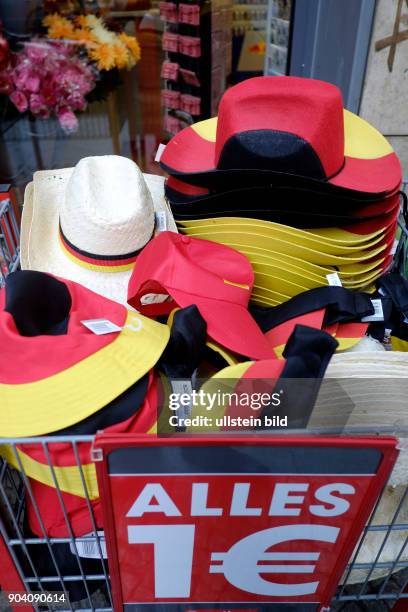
[20,156,177,305]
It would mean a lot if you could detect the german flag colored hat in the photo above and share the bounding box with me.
[0,271,170,437]
[160,76,402,196]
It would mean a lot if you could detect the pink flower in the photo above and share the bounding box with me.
[29,93,49,118]
[25,43,48,63]
[58,108,78,133]
[10,90,28,112]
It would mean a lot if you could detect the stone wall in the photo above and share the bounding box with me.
[359,0,408,178]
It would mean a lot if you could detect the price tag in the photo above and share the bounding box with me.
[155,210,168,232]
[326,272,342,286]
[140,293,171,305]
[170,379,194,424]
[70,531,107,559]
[361,299,384,322]
[81,319,122,335]
[155,143,166,162]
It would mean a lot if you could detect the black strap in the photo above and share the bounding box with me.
[259,325,338,429]
[250,286,374,331]
[158,305,207,378]
[377,273,408,320]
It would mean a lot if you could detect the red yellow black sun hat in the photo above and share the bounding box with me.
[160,76,402,196]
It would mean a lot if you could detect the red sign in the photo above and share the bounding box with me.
[95,435,398,612]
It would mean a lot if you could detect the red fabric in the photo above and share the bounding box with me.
[215,77,344,178]
[161,124,215,172]
[265,310,326,350]
[166,175,209,196]
[339,199,400,235]
[26,372,158,537]
[330,153,402,194]
[128,232,275,359]
[0,275,127,384]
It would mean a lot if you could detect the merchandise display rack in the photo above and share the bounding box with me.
[0,184,408,610]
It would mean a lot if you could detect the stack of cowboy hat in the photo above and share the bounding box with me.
[160,76,403,305]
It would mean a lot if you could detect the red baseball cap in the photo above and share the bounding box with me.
[128,232,275,359]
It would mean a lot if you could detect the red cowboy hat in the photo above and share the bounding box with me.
[161,76,401,196]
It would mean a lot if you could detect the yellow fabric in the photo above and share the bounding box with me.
[191,117,217,141]
[390,337,408,352]
[206,341,240,366]
[189,110,394,159]
[254,274,310,297]
[0,311,170,437]
[178,217,385,246]
[343,109,394,159]
[59,234,135,273]
[0,416,158,499]
[182,228,387,265]
[239,247,385,279]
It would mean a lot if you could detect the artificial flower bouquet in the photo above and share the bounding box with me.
[0,13,141,133]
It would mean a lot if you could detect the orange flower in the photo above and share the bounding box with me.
[44,14,75,39]
[119,32,141,62]
[90,43,116,70]
[113,43,129,69]
[75,15,89,29]
[71,28,95,44]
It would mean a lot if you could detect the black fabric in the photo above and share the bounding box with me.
[160,163,392,201]
[158,305,207,378]
[259,325,338,429]
[216,130,327,179]
[167,183,392,208]
[250,286,374,331]
[5,271,71,336]
[59,223,152,261]
[368,273,408,342]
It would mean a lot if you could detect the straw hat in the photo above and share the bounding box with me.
[20,156,177,305]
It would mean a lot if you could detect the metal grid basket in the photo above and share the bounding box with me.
[0,437,407,611]
[0,193,20,287]
[1,186,408,611]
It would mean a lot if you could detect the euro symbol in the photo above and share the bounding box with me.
[210,524,339,596]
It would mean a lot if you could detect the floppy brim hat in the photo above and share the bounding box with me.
[0,272,169,437]
[20,168,177,305]
[161,77,402,196]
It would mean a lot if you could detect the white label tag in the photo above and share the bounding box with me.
[170,379,194,424]
[361,299,384,322]
[140,293,172,305]
[391,239,399,255]
[81,319,123,335]
[155,143,166,162]
[155,210,167,232]
[70,531,107,559]
[326,272,342,287]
